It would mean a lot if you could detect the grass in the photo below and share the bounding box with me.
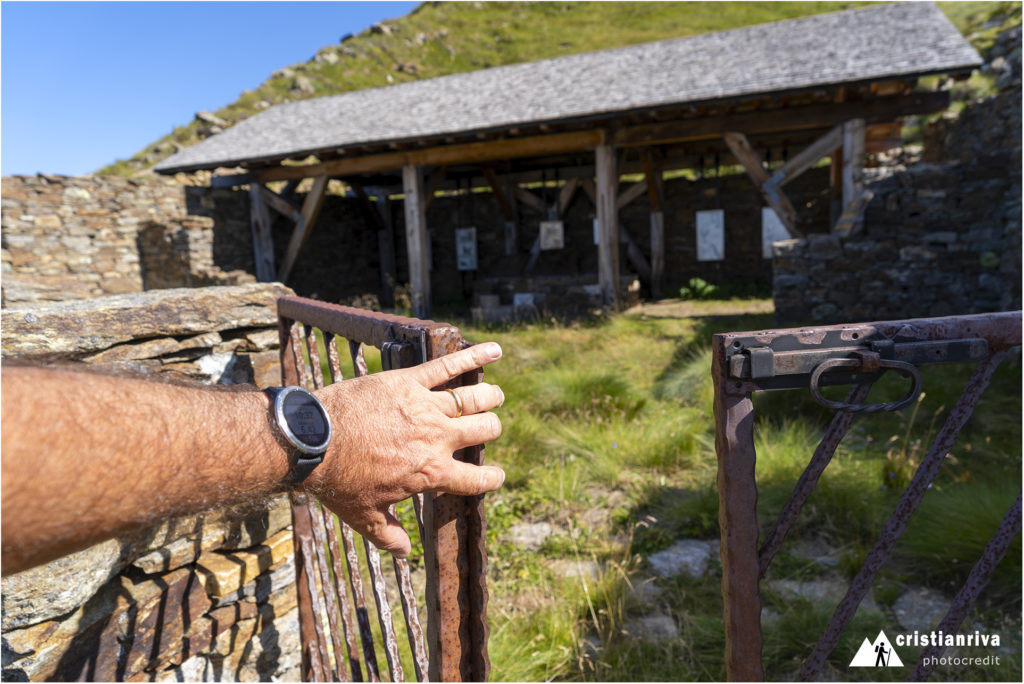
[445,300,1022,681]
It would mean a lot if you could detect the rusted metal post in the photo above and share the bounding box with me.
[713,334,764,682]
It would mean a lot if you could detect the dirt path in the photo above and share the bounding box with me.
[624,298,774,319]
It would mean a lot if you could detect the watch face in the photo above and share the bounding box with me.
[282,391,330,449]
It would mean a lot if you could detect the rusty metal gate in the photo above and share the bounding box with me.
[713,311,1022,681]
[277,296,489,682]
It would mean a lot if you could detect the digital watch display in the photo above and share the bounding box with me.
[265,386,333,485]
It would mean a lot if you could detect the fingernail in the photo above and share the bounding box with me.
[497,387,505,406]
[484,342,502,360]
[497,469,506,487]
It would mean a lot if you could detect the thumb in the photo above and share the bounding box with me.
[355,507,412,558]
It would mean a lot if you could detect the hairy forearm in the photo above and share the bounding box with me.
[1,365,289,573]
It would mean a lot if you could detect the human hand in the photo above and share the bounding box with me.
[304,341,505,557]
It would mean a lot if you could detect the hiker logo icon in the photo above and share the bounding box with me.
[850,630,904,668]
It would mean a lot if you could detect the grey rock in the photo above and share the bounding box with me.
[1,283,293,358]
[624,614,678,641]
[648,539,712,579]
[195,111,227,127]
[892,588,950,632]
[506,522,554,551]
[790,539,840,568]
[550,559,601,580]
[1,538,130,630]
[291,75,314,95]
[768,578,880,615]
[626,579,661,605]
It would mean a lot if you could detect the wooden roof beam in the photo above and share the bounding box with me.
[256,129,606,183]
[615,91,948,147]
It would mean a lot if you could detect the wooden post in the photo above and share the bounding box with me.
[278,175,328,283]
[829,146,844,229]
[483,167,518,256]
[595,144,620,308]
[249,182,276,281]
[842,118,866,232]
[403,165,430,318]
[643,153,665,299]
[377,195,397,309]
[723,131,801,238]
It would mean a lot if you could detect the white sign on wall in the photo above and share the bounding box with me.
[696,209,725,261]
[455,227,477,271]
[761,208,790,259]
[539,220,565,250]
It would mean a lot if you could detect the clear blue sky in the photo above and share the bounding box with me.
[1,1,420,176]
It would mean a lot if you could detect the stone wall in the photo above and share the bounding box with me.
[1,283,303,682]
[773,27,1022,324]
[0,176,256,306]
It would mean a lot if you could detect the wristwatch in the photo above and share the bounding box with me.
[264,386,333,486]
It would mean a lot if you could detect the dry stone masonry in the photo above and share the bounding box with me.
[1,283,303,681]
[0,175,255,306]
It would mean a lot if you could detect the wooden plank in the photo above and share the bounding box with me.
[423,166,448,212]
[723,132,800,238]
[650,211,665,298]
[248,183,276,282]
[257,129,606,182]
[481,167,514,220]
[277,175,328,282]
[767,124,843,188]
[514,186,546,214]
[616,180,648,211]
[403,165,430,318]
[619,224,652,286]
[833,189,874,237]
[643,152,665,298]
[613,91,949,147]
[377,196,397,309]
[829,146,843,228]
[642,152,662,212]
[842,118,865,214]
[259,184,303,223]
[595,144,620,308]
[558,177,579,216]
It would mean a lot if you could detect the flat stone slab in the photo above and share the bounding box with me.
[2,537,130,630]
[648,539,712,579]
[1,282,292,358]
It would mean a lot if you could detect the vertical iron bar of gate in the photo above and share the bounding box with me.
[277,297,490,681]
[712,336,764,682]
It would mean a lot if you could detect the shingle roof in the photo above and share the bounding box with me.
[155,2,980,174]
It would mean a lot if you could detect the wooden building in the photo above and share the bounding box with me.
[155,2,980,317]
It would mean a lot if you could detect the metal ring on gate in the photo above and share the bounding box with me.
[809,357,922,413]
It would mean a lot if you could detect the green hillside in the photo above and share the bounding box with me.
[101,1,1020,177]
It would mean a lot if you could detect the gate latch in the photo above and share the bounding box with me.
[726,335,989,412]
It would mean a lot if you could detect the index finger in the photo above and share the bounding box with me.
[408,342,502,388]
